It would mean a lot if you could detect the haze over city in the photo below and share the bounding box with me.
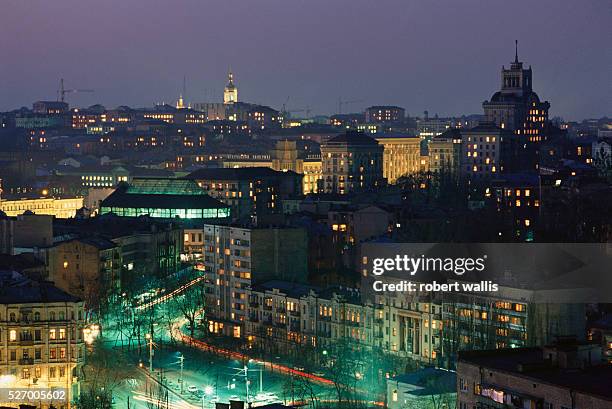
[1,0,610,119]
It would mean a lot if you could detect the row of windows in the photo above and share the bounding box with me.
[1,310,81,322]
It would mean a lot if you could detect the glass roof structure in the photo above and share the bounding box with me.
[100,178,231,220]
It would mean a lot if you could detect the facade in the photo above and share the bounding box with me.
[483,43,550,146]
[14,115,66,130]
[0,196,84,218]
[53,215,184,282]
[0,271,86,409]
[457,342,611,409]
[32,101,69,115]
[46,238,121,313]
[320,131,384,194]
[185,168,302,221]
[100,178,231,220]
[487,173,540,241]
[245,281,367,353]
[0,213,54,252]
[460,123,514,181]
[271,140,303,174]
[365,106,405,123]
[302,158,323,194]
[428,128,462,175]
[197,224,308,339]
[375,135,421,183]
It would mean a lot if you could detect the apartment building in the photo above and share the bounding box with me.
[245,280,370,353]
[320,131,384,194]
[0,271,86,409]
[457,341,611,409]
[185,167,302,221]
[428,128,462,176]
[196,224,308,339]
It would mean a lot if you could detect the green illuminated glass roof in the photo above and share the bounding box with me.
[126,178,207,195]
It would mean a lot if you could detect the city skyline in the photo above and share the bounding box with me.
[1,0,610,120]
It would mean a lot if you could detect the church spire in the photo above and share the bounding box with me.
[515,40,519,63]
[224,68,238,104]
[227,69,234,87]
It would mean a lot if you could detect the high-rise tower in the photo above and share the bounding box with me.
[483,41,550,143]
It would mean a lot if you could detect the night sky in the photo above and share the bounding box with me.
[1,0,609,119]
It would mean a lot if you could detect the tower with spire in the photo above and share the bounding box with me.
[223,70,238,104]
[176,76,188,109]
[483,41,550,140]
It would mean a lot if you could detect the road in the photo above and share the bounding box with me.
[99,289,337,408]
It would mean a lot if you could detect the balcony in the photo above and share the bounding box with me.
[289,310,301,317]
[19,358,34,365]
[249,301,259,308]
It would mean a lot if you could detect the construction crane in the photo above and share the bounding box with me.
[57,78,94,103]
[337,97,364,114]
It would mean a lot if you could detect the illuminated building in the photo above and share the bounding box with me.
[71,108,101,129]
[356,123,382,135]
[329,113,365,128]
[320,131,384,194]
[302,158,322,194]
[196,224,308,338]
[32,101,69,115]
[218,142,322,195]
[0,196,84,218]
[223,71,238,104]
[428,128,462,175]
[375,135,421,183]
[0,271,85,409]
[14,115,65,130]
[271,140,303,173]
[457,343,611,409]
[488,173,540,241]
[365,106,405,123]
[185,167,302,220]
[416,113,452,139]
[100,178,231,220]
[461,123,514,181]
[142,104,177,124]
[176,94,186,109]
[483,42,550,145]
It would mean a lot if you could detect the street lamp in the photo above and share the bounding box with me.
[178,352,185,394]
[145,333,153,373]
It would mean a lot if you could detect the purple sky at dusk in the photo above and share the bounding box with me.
[0,0,609,120]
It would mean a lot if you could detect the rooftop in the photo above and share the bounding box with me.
[185,167,296,181]
[458,347,612,400]
[0,271,81,304]
[324,131,380,146]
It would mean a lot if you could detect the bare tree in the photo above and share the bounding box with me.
[75,339,138,408]
[170,280,206,338]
